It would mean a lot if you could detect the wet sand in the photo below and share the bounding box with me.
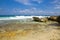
[0,21,60,40]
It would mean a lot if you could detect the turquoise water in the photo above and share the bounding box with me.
[0,15,33,24]
[0,15,50,20]
[0,15,50,25]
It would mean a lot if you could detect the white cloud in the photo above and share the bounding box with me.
[14,0,42,5]
[51,0,60,9]
[12,8,43,14]
[12,8,60,15]
[52,0,60,4]
[32,0,42,4]
[15,0,31,5]
[54,5,60,9]
[0,8,60,15]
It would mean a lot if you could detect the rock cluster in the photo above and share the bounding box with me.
[48,16,57,21]
[33,17,48,22]
[48,16,60,23]
[56,16,60,23]
[33,17,41,22]
[33,16,60,24]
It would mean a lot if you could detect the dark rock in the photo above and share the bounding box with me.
[56,16,60,23]
[33,17,41,22]
[48,16,57,21]
[33,17,48,22]
[40,18,48,22]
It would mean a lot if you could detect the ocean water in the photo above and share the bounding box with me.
[0,15,50,20]
[0,15,50,24]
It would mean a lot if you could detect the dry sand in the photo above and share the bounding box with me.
[0,21,60,40]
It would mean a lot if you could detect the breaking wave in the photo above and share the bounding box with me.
[0,16,50,20]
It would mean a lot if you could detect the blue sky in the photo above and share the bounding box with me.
[0,0,60,16]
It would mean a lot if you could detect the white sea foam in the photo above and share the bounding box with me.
[0,16,50,20]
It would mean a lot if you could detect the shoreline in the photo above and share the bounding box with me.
[0,18,60,40]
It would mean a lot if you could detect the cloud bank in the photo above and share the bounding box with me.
[15,0,42,5]
[51,0,60,9]
[12,8,60,15]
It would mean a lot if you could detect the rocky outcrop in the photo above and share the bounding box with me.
[40,18,48,22]
[48,16,57,21]
[56,16,60,23]
[33,17,48,22]
[47,16,60,24]
[33,17,41,22]
[33,16,60,23]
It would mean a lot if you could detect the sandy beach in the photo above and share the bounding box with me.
[0,21,60,40]
[0,0,60,40]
